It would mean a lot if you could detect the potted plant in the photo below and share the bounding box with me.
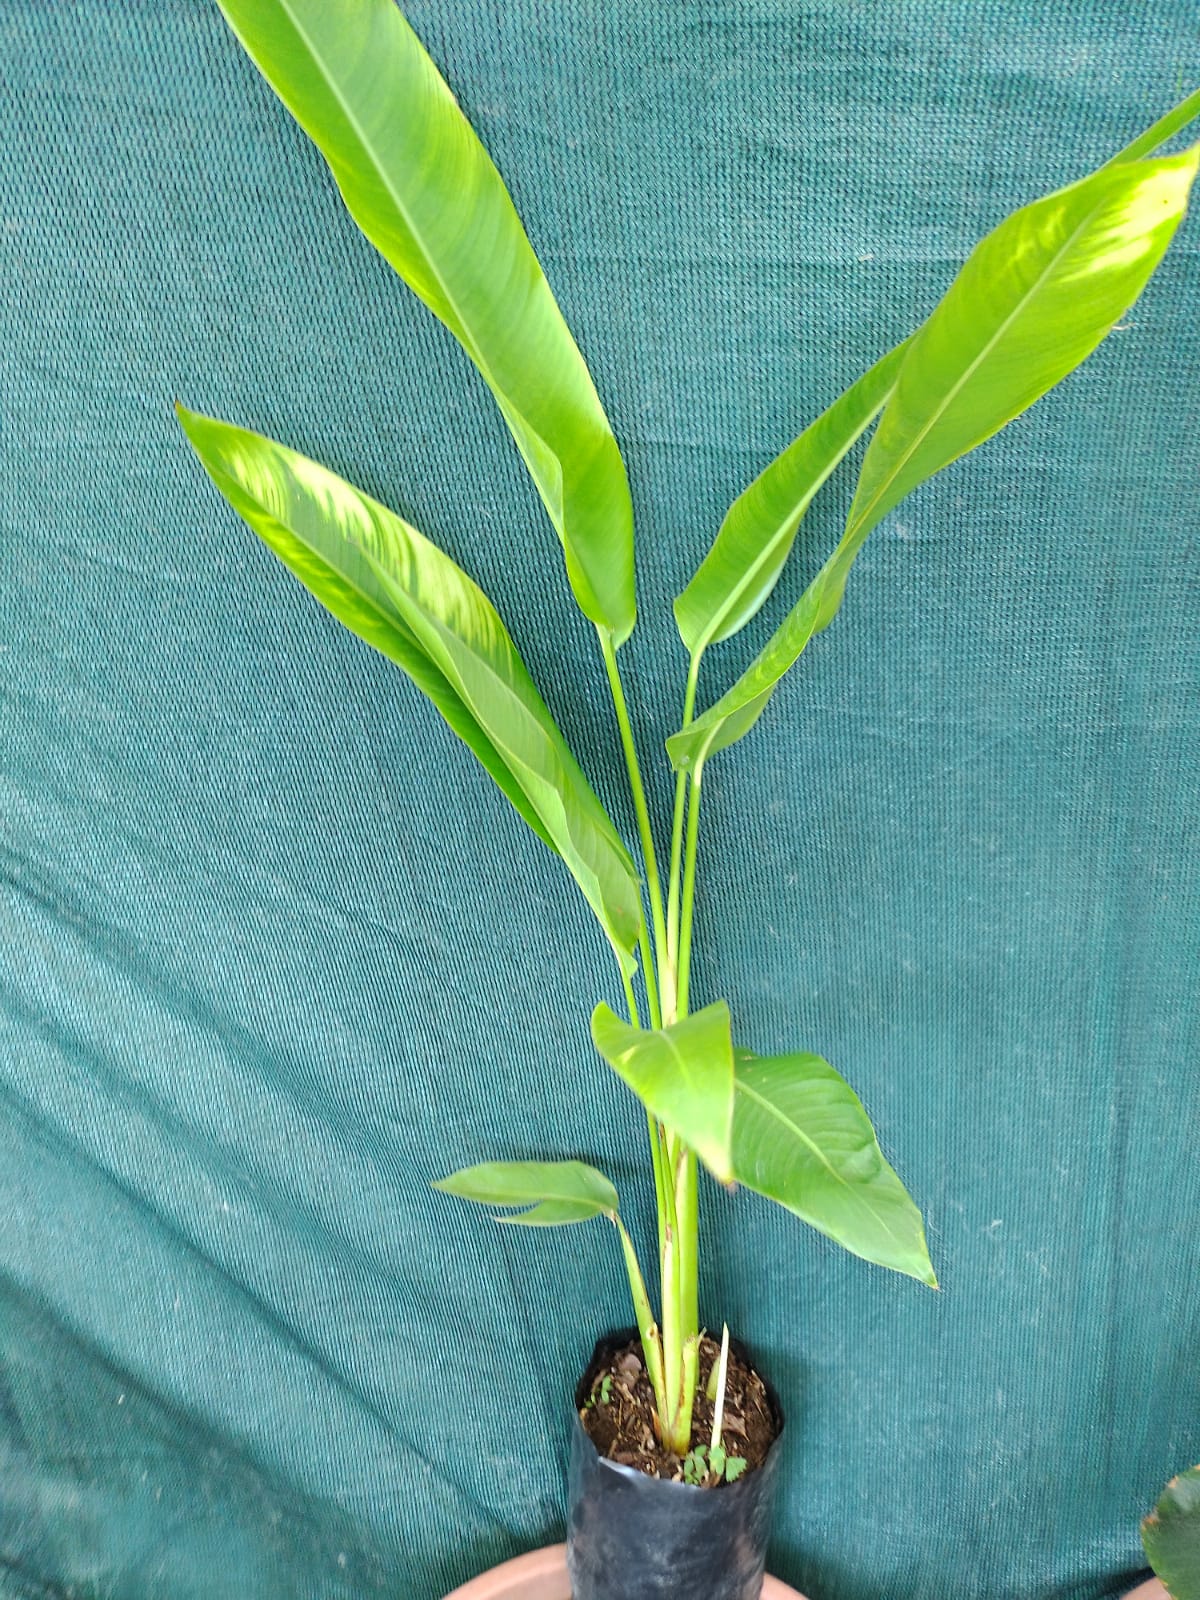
[176,2,1200,1594]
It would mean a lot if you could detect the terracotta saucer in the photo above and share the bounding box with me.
[442,1543,806,1599]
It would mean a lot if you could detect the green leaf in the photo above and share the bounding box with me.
[731,1048,937,1286]
[666,571,829,773]
[433,1160,619,1227]
[590,1002,735,1183]
[213,0,635,643]
[1143,1466,1200,1600]
[724,1456,748,1483]
[1104,84,1200,167]
[673,340,909,658]
[669,138,1199,774]
[826,144,1200,629]
[177,406,640,970]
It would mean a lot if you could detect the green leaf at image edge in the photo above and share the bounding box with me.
[1143,1465,1200,1600]
[433,1160,619,1227]
[176,406,641,972]
[591,1002,735,1183]
[731,1048,936,1286]
[670,135,1200,774]
[213,0,636,643]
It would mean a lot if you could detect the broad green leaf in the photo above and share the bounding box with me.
[177,406,640,969]
[214,0,635,643]
[826,145,1199,630]
[590,1002,735,1183]
[669,139,1199,772]
[433,1160,619,1227]
[732,1048,936,1285]
[673,340,909,658]
[1143,1466,1200,1600]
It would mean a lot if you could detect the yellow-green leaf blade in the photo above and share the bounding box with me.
[673,339,909,658]
[827,145,1200,627]
[433,1160,619,1227]
[214,0,635,642]
[590,1002,735,1183]
[177,406,640,967]
[670,134,1199,773]
[732,1049,936,1286]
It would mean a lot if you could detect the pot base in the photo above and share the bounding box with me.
[442,1544,807,1600]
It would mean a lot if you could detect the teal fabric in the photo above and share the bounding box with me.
[2,4,1198,1597]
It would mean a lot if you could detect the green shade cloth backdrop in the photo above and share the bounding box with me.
[1,2,1198,1597]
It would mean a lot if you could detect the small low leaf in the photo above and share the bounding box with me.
[1143,1466,1200,1600]
[433,1160,619,1227]
[724,1456,748,1483]
[731,1048,936,1285]
[213,0,635,642]
[590,1002,735,1183]
[673,340,909,658]
[177,408,640,971]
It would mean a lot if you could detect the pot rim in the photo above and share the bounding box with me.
[441,1543,808,1600]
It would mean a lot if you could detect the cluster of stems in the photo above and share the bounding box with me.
[598,630,705,1457]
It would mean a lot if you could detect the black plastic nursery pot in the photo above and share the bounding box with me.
[566,1330,785,1600]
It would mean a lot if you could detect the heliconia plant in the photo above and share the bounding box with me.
[178,0,1200,1460]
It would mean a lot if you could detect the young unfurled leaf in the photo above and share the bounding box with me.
[669,132,1200,772]
[177,408,640,970]
[213,0,636,644]
[1142,1465,1200,1600]
[590,1002,735,1183]
[723,1455,748,1483]
[432,1160,619,1226]
[732,1048,936,1286]
[673,340,909,659]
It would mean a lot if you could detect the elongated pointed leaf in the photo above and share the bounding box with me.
[433,1160,619,1227]
[732,1048,936,1285]
[824,145,1199,628]
[673,340,909,658]
[1143,1466,1200,1600]
[178,406,640,968]
[1105,84,1200,168]
[590,1002,735,1182]
[214,0,635,643]
[670,136,1199,772]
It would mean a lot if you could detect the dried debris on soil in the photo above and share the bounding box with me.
[580,1333,778,1484]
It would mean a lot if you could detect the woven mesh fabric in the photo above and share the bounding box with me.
[2,3,1198,1597]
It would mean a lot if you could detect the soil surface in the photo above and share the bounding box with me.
[579,1333,779,1484]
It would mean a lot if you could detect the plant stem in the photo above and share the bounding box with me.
[598,629,671,998]
[614,1215,667,1419]
[619,965,641,1031]
[665,653,701,997]
[637,922,663,1032]
[676,756,705,1020]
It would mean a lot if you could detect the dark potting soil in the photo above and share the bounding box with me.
[579,1334,779,1484]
